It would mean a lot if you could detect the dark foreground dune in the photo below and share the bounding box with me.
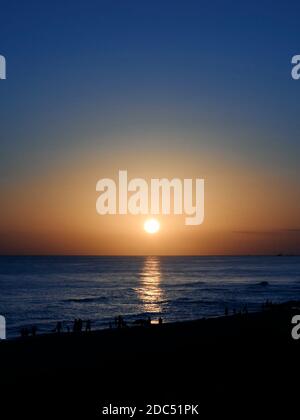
[1,302,299,418]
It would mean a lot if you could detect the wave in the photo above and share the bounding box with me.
[63,296,108,303]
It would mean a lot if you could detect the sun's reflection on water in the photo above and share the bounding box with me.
[136,256,163,313]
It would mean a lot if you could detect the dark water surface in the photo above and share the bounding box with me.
[0,256,299,338]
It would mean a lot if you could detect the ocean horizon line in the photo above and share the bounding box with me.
[0,253,299,258]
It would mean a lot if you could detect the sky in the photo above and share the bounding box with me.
[0,0,299,255]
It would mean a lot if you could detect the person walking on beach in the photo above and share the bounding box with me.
[86,319,91,332]
[31,325,37,337]
[117,315,123,328]
[73,319,77,333]
[158,317,163,326]
[78,318,83,332]
[20,327,29,338]
[55,321,62,334]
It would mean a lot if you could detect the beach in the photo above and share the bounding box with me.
[0,301,299,418]
[1,256,299,417]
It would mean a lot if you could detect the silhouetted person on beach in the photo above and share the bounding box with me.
[159,317,163,326]
[116,315,127,328]
[20,327,29,338]
[72,318,83,333]
[31,325,37,337]
[55,321,62,334]
[147,316,151,326]
[265,299,273,309]
[73,319,77,333]
[78,318,83,332]
[86,319,91,332]
[114,316,118,328]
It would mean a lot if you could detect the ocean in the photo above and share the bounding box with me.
[0,255,300,338]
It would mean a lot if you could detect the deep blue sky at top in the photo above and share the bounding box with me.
[0,0,300,181]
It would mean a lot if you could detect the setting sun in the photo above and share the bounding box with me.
[144,218,160,234]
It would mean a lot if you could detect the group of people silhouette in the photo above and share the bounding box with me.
[114,315,127,328]
[20,325,37,338]
[224,300,275,317]
[224,304,249,316]
[112,315,163,328]
[54,319,91,334]
[261,299,274,310]
[20,315,163,338]
[20,319,92,338]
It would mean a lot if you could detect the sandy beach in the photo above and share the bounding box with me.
[0,301,299,417]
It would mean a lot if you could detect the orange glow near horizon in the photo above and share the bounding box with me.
[0,149,299,255]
